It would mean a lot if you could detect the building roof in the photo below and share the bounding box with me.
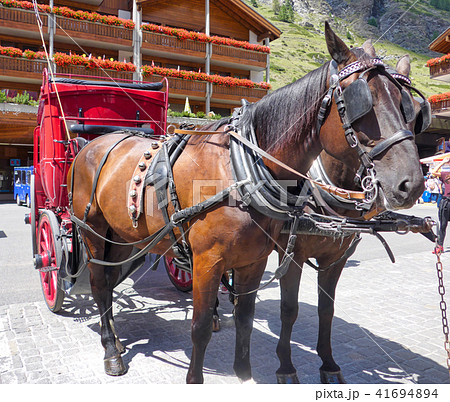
[429,27,450,54]
[137,0,281,41]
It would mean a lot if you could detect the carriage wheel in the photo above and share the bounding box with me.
[16,194,21,206]
[36,211,65,312]
[164,257,192,292]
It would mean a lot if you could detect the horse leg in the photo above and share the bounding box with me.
[186,255,224,384]
[317,261,346,384]
[232,261,266,383]
[86,235,130,376]
[275,257,302,384]
[212,297,220,332]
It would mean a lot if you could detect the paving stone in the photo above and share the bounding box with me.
[2,202,450,384]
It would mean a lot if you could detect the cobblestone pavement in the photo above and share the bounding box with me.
[1,202,450,385]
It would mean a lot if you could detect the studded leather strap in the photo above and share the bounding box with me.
[128,140,162,226]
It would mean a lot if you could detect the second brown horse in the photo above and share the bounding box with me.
[68,23,424,383]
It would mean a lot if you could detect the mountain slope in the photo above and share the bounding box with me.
[245,0,450,97]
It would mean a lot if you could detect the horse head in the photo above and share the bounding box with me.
[319,22,426,210]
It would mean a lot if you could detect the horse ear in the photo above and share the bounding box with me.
[396,55,411,77]
[362,39,376,57]
[324,21,354,66]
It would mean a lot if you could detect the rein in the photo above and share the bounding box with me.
[174,128,366,202]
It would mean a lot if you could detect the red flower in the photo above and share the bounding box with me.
[141,23,270,54]
[141,65,271,90]
[0,45,23,57]
[0,0,135,29]
[426,53,450,67]
[428,92,450,104]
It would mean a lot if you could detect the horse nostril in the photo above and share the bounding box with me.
[398,179,410,194]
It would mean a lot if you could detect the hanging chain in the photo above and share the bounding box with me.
[434,247,450,375]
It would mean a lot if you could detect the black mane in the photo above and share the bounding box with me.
[243,61,330,152]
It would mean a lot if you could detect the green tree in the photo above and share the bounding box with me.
[431,0,450,11]
[279,0,295,23]
[273,0,281,15]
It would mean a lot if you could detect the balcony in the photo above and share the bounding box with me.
[0,7,47,35]
[142,30,267,70]
[212,43,266,69]
[54,16,132,48]
[143,74,207,100]
[143,73,268,105]
[142,31,207,61]
[0,6,131,48]
[0,55,46,83]
[211,84,268,104]
[431,99,450,118]
[428,57,450,83]
[54,65,134,81]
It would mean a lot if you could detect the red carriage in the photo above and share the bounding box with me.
[27,69,192,312]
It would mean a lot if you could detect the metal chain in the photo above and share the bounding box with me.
[434,248,450,375]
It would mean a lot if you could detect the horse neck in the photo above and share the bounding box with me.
[250,63,329,180]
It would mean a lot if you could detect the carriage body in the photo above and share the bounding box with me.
[29,68,169,311]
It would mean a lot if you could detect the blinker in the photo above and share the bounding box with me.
[400,88,415,124]
[342,79,373,124]
[414,98,431,135]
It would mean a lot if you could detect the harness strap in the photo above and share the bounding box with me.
[174,128,366,201]
[73,178,251,267]
[304,234,362,272]
[225,215,301,298]
[368,129,414,159]
[83,134,133,222]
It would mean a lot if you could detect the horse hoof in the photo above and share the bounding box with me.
[212,315,220,332]
[240,378,257,384]
[320,370,346,384]
[104,355,127,376]
[276,372,300,384]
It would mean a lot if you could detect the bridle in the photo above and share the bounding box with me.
[316,57,430,210]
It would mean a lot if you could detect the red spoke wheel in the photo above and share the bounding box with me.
[36,211,65,312]
[164,257,192,292]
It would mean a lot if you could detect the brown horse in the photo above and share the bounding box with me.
[67,23,424,383]
[274,46,430,384]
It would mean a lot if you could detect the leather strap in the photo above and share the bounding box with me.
[174,128,366,200]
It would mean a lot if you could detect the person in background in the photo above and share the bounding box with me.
[431,157,450,254]
[426,174,441,203]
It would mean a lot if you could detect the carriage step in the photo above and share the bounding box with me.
[38,266,58,273]
[33,251,56,271]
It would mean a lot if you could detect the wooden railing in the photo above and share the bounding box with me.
[144,74,207,97]
[0,7,131,44]
[212,84,268,101]
[143,73,268,102]
[212,43,267,66]
[142,31,267,68]
[54,65,134,81]
[431,99,450,115]
[429,60,450,80]
[1,7,268,70]
[0,7,47,29]
[55,16,132,42]
[142,31,207,55]
[0,55,46,78]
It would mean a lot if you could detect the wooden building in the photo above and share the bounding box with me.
[0,0,281,198]
[416,26,450,160]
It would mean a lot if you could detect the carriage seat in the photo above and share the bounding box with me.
[69,124,154,136]
[52,77,163,91]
